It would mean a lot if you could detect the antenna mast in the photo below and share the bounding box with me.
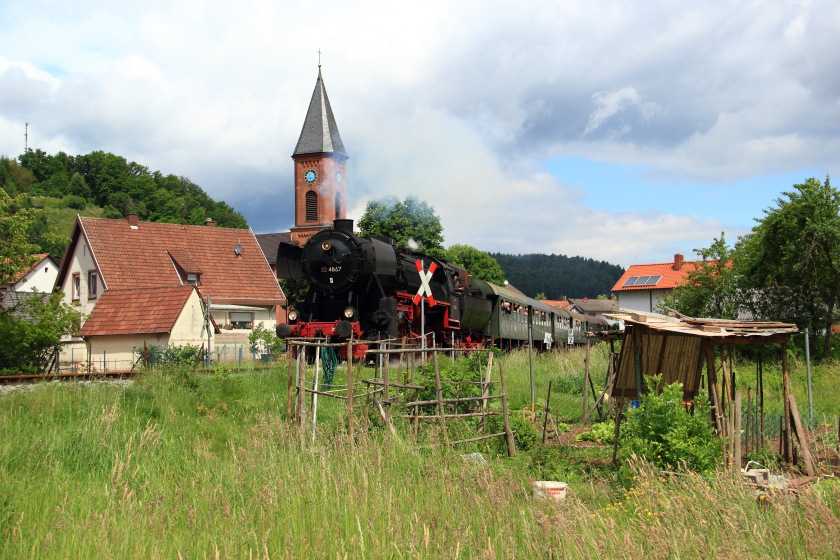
[24,123,29,152]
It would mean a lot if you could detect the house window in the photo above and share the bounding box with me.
[186,274,199,285]
[72,273,81,301]
[88,271,98,299]
[305,191,318,222]
[229,312,253,329]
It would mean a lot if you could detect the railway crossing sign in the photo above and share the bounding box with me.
[413,260,437,306]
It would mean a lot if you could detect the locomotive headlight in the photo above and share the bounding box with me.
[343,306,356,320]
[321,241,332,251]
[287,308,299,322]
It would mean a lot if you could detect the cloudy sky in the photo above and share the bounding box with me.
[1,0,837,267]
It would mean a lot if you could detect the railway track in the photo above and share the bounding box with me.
[0,370,135,384]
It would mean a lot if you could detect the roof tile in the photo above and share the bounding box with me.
[79,285,196,336]
[73,217,284,305]
[611,260,704,292]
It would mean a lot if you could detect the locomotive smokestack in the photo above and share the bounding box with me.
[334,219,354,234]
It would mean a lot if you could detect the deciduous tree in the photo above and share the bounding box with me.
[0,187,80,372]
[444,244,506,285]
[357,196,445,257]
[661,234,738,319]
[736,176,840,358]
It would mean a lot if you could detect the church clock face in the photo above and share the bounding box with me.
[304,169,317,184]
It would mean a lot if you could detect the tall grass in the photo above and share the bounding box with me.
[0,353,838,559]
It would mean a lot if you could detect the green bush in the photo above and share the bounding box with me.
[575,421,615,444]
[58,194,87,210]
[619,375,721,473]
[248,323,285,358]
[484,413,538,454]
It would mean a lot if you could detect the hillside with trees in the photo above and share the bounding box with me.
[491,253,624,300]
[1,149,248,261]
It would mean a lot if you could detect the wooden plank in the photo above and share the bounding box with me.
[788,394,817,476]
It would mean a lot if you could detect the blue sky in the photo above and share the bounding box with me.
[0,0,837,268]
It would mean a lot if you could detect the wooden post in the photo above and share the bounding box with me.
[705,342,724,436]
[726,400,735,467]
[788,394,817,476]
[296,346,305,426]
[480,352,494,433]
[781,343,792,463]
[286,344,295,422]
[611,397,624,466]
[720,347,729,409]
[542,379,553,444]
[733,390,742,473]
[499,361,516,457]
[583,338,590,419]
[745,388,752,458]
[311,345,321,443]
[383,342,391,434]
[347,339,355,439]
[759,352,765,447]
[298,346,307,446]
[433,351,448,443]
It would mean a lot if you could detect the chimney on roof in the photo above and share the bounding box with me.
[126,213,138,228]
[204,218,215,227]
[673,254,684,270]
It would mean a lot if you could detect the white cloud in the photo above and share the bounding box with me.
[0,0,837,269]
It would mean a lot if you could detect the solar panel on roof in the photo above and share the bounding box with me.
[623,275,663,287]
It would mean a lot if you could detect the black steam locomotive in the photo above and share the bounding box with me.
[275,220,606,357]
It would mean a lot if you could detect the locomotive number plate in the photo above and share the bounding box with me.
[321,266,342,273]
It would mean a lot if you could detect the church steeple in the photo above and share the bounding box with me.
[293,68,347,157]
[289,67,348,245]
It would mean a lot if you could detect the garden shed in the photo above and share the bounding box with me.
[603,311,813,473]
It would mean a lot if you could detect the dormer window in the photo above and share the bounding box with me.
[186,274,199,285]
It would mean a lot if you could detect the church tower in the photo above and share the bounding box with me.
[289,67,348,245]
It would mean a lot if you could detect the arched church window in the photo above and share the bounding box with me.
[305,190,318,222]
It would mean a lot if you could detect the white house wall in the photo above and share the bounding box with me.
[617,289,673,313]
[59,235,99,319]
[87,333,170,372]
[15,258,58,293]
[171,291,212,347]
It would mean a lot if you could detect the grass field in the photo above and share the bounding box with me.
[0,347,838,559]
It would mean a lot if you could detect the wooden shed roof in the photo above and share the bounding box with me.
[607,311,798,400]
[607,311,798,342]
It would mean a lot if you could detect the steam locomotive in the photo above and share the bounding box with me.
[274,219,605,357]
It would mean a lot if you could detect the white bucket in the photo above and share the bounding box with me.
[533,481,568,501]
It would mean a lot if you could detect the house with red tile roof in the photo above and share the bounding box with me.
[56,214,285,370]
[0,253,58,295]
[610,254,702,313]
